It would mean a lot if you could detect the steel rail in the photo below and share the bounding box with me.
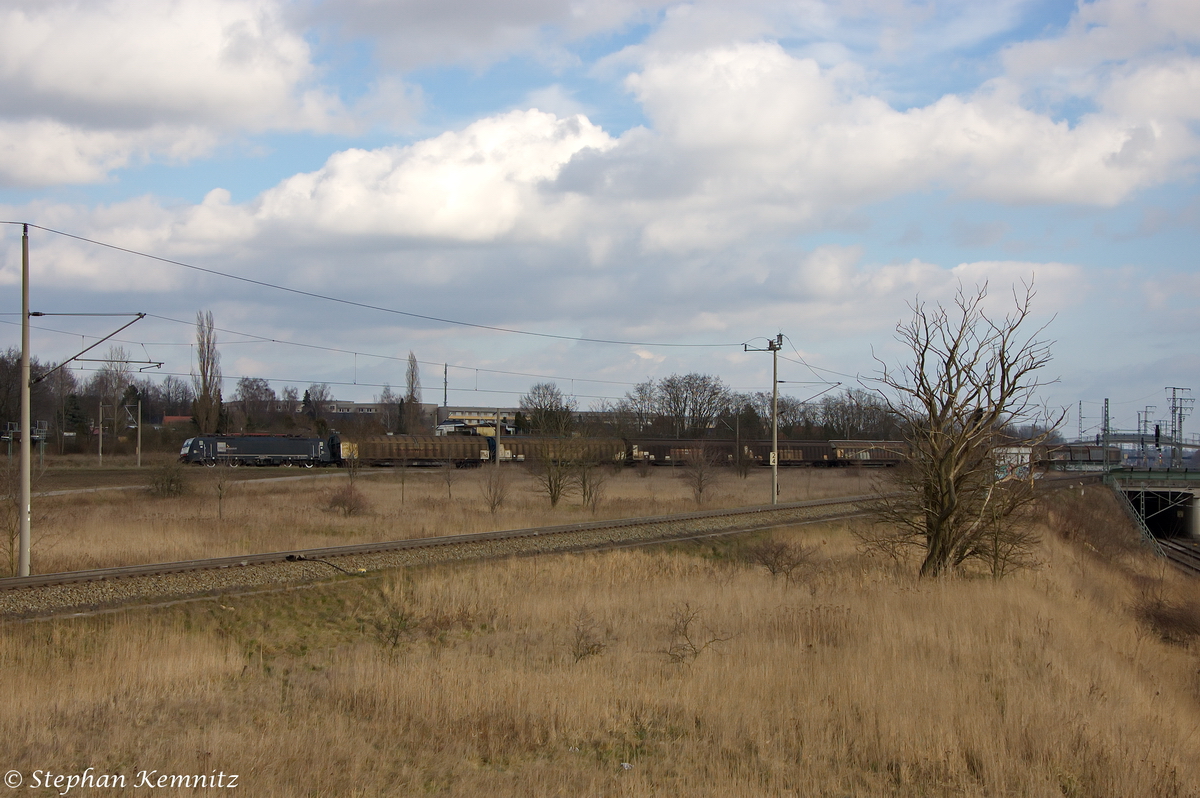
[1159,539,1200,577]
[0,495,875,593]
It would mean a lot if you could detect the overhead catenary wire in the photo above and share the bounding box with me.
[0,315,646,390]
[55,365,641,403]
[1,221,744,349]
[5,315,826,400]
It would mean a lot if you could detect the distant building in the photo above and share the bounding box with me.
[437,406,519,429]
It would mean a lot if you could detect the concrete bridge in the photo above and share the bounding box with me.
[1105,468,1200,540]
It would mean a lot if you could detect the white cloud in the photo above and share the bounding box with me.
[1002,0,1200,81]
[311,0,668,70]
[254,110,615,240]
[0,0,330,129]
[596,41,1200,250]
[0,120,214,187]
[0,0,354,187]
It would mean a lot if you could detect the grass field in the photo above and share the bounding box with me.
[7,457,880,574]
[2,484,1200,796]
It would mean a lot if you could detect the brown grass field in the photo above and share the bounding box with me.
[8,457,879,574]
[5,470,1200,795]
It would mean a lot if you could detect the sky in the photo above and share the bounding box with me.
[0,0,1198,438]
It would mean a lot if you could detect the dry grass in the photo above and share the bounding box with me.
[21,463,882,573]
[4,486,1200,795]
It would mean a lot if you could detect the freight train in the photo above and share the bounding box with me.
[179,433,905,468]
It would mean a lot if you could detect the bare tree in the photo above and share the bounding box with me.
[191,310,222,434]
[868,283,1062,578]
[658,373,729,438]
[305,383,332,420]
[279,386,301,415]
[819,388,899,440]
[93,346,133,438]
[520,382,577,437]
[612,379,659,435]
[160,375,194,416]
[403,352,422,433]
[376,384,399,433]
[234,377,276,430]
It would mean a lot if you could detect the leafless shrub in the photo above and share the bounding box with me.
[568,607,607,663]
[661,602,732,664]
[328,484,370,517]
[732,450,753,479]
[147,461,189,497]
[530,444,575,508]
[440,460,461,500]
[1135,595,1200,645]
[575,462,608,513]
[479,467,509,515]
[210,470,234,531]
[680,446,720,506]
[745,538,815,583]
[635,457,652,478]
[364,582,494,650]
[343,448,362,485]
[371,591,417,649]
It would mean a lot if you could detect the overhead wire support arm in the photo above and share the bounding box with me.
[31,313,149,386]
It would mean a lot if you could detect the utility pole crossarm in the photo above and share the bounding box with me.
[30,313,148,386]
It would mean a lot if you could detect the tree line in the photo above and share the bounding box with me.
[515,377,901,441]
[0,310,426,451]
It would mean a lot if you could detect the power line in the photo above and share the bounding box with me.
[61,366,631,403]
[0,315,646,389]
[2,221,744,349]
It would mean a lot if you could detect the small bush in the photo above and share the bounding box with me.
[328,484,370,517]
[147,462,188,497]
[568,607,607,663]
[1136,596,1200,645]
[479,467,509,514]
[744,538,815,583]
[661,602,731,664]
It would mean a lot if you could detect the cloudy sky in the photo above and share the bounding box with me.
[1,0,1197,436]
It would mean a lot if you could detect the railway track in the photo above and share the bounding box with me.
[0,495,875,621]
[1160,539,1200,577]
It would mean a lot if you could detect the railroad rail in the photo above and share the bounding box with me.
[0,495,876,621]
[1160,539,1200,578]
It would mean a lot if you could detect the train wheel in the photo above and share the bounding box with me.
[228,459,240,468]
[302,462,314,469]
[282,461,293,468]
[204,459,217,468]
